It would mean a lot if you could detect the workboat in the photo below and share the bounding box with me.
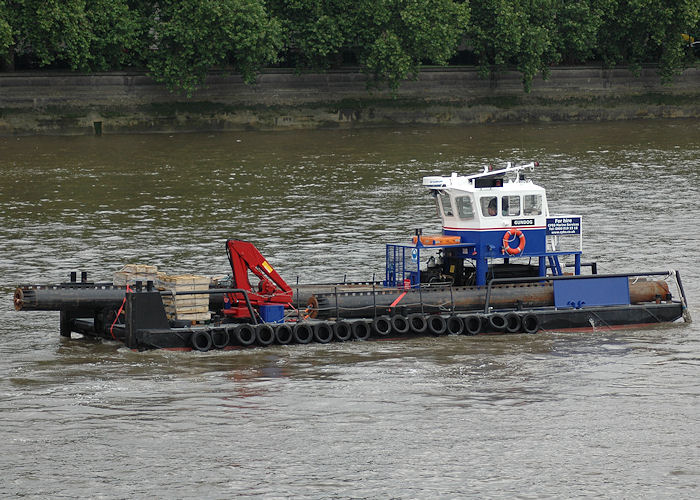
[14,162,690,351]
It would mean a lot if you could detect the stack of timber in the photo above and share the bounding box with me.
[158,274,211,323]
[113,264,159,286]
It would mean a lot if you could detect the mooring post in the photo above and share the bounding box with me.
[125,292,137,349]
[59,311,71,338]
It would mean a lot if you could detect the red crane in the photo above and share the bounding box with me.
[223,239,293,319]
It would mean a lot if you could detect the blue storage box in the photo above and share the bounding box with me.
[259,304,285,323]
[553,276,630,308]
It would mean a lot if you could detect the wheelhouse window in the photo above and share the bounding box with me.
[454,195,474,220]
[503,195,521,216]
[439,192,454,217]
[523,194,542,215]
[480,196,497,217]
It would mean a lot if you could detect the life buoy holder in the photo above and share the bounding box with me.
[503,229,526,255]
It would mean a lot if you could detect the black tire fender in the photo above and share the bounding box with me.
[351,320,371,340]
[210,328,229,349]
[234,324,256,346]
[407,313,428,334]
[504,312,522,333]
[313,322,334,343]
[372,316,392,336]
[255,324,275,346]
[462,314,483,335]
[293,322,314,344]
[427,315,447,336]
[390,315,410,335]
[446,315,464,335]
[488,313,507,332]
[334,321,353,342]
[520,313,540,334]
[274,323,294,345]
[191,330,212,352]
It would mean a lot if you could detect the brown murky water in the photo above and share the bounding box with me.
[1,121,699,498]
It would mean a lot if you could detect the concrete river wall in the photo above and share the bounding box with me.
[1,66,699,135]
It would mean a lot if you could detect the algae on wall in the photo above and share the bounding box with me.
[1,68,699,135]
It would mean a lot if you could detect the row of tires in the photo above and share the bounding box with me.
[189,311,541,352]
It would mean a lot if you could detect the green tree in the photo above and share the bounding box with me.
[268,0,349,71]
[597,0,700,79]
[0,1,14,70]
[356,0,469,90]
[0,1,12,53]
[14,0,92,70]
[146,0,283,95]
[85,0,142,70]
[467,0,558,92]
[553,0,606,64]
[652,0,700,81]
[2,0,697,92]
[270,0,468,91]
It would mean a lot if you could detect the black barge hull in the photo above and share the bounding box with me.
[66,296,684,351]
[15,270,689,351]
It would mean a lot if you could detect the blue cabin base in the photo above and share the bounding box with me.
[386,227,582,287]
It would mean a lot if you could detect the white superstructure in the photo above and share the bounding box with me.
[422,162,549,231]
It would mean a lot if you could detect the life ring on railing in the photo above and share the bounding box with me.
[502,229,526,255]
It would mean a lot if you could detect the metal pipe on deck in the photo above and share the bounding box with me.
[14,285,128,312]
[307,278,673,320]
[307,283,555,319]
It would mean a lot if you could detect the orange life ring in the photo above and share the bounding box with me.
[502,229,526,255]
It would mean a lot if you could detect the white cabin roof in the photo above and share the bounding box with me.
[423,161,541,192]
[423,162,550,230]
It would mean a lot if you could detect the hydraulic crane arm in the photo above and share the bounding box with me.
[225,239,292,303]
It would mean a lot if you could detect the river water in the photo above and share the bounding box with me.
[1,121,699,498]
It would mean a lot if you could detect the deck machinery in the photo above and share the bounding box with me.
[14,162,690,351]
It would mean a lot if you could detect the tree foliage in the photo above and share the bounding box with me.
[269,0,468,90]
[14,0,92,70]
[354,0,469,90]
[0,1,13,55]
[85,0,142,71]
[1,0,698,94]
[268,0,349,70]
[596,0,700,80]
[467,0,561,91]
[146,0,283,95]
[554,0,606,64]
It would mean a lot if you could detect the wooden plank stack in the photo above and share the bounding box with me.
[113,264,159,286]
[158,274,211,323]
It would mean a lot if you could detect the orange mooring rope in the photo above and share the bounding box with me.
[109,284,132,339]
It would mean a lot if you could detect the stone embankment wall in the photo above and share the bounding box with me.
[0,66,699,135]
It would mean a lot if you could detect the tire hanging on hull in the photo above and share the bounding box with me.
[488,313,507,332]
[520,313,540,334]
[351,321,371,340]
[334,321,353,341]
[211,329,229,349]
[313,322,334,343]
[255,324,275,346]
[504,312,522,333]
[372,316,392,336]
[427,315,447,336]
[391,315,410,335]
[462,314,483,335]
[275,323,294,344]
[408,313,428,334]
[446,315,464,335]
[191,330,212,351]
[235,324,256,346]
[293,323,314,344]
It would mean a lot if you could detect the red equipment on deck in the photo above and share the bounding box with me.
[224,239,293,319]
